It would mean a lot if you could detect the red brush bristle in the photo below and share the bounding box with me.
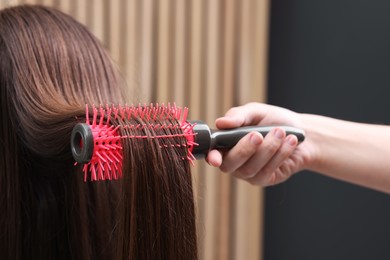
[78,103,197,181]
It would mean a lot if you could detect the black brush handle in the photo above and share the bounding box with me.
[190,121,305,159]
[211,126,305,149]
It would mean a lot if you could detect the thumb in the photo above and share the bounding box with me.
[215,116,244,129]
[215,103,269,129]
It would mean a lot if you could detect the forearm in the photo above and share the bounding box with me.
[301,114,390,193]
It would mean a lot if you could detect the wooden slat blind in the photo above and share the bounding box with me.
[1,1,270,259]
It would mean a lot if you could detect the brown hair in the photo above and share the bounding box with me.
[0,4,196,259]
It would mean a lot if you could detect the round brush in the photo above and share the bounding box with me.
[70,104,305,181]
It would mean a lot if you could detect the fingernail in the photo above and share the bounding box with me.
[210,160,219,167]
[287,135,298,146]
[274,128,284,139]
[250,132,262,145]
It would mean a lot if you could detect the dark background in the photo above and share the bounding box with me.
[265,1,390,260]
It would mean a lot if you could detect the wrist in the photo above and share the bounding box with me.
[297,113,327,172]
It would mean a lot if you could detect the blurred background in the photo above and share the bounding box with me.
[2,0,390,259]
[266,1,390,260]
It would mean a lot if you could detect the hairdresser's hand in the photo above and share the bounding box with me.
[207,102,313,186]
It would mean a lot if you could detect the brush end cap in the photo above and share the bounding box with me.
[71,123,94,163]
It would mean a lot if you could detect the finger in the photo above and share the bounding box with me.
[215,103,267,129]
[215,116,244,129]
[219,131,263,173]
[233,128,286,180]
[246,134,298,185]
[206,149,223,167]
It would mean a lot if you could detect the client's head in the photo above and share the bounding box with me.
[0,4,196,260]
